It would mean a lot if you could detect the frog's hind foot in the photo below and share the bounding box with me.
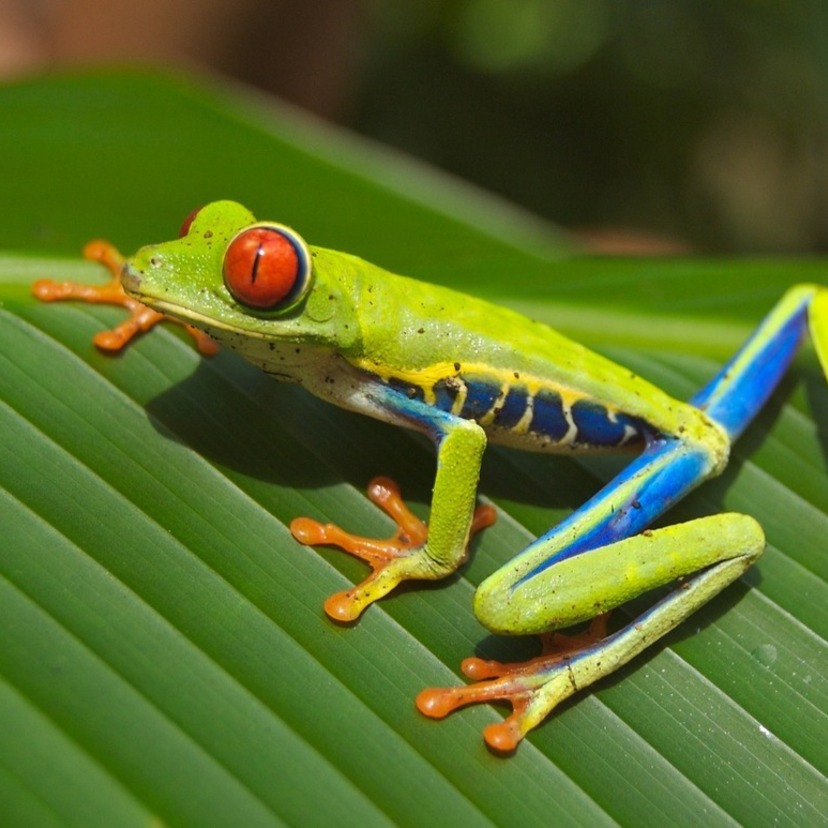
[291,476,495,623]
[416,614,611,754]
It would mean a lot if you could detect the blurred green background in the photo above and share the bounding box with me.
[3,0,827,253]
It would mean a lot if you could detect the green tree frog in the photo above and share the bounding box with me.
[33,200,828,752]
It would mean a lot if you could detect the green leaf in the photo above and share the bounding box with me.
[0,69,825,826]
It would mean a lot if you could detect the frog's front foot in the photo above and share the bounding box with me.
[33,240,218,355]
[291,476,496,622]
[417,615,610,753]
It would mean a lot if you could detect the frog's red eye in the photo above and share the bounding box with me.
[179,206,202,238]
[222,224,312,310]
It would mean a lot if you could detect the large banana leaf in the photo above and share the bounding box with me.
[0,69,825,826]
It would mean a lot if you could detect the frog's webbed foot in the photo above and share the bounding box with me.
[417,615,611,754]
[33,240,218,355]
[291,476,496,622]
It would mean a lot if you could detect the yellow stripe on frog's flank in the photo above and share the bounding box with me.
[351,358,626,417]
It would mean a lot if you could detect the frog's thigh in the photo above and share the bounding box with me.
[474,513,765,636]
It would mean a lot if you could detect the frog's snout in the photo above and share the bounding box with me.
[120,263,142,296]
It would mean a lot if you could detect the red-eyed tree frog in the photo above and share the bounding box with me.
[33,200,828,753]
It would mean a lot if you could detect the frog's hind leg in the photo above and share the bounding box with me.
[419,508,765,752]
[419,282,827,752]
[418,437,764,751]
[691,283,828,440]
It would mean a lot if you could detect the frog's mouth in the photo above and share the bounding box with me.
[119,262,200,327]
[120,261,273,340]
[120,262,189,319]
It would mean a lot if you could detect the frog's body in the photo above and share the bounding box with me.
[149,241,724,457]
[34,200,828,752]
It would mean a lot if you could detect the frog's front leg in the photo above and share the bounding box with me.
[292,387,496,621]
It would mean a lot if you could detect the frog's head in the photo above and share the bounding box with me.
[121,200,360,357]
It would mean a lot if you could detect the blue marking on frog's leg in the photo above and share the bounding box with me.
[691,285,819,440]
[531,438,710,568]
[478,435,717,632]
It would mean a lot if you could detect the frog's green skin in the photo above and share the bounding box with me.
[119,200,828,751]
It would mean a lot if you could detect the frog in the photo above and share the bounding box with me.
[33,200,828,752]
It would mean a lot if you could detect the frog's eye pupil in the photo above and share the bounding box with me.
[179,206,202,238]
[223,225,311,310]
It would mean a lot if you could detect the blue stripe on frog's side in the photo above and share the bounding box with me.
[373,369,646,450]
[493,384,528,428]
[530,389,569,441]
[459,379,501,420]
[571,399,641,447]
[433,377,461,411]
